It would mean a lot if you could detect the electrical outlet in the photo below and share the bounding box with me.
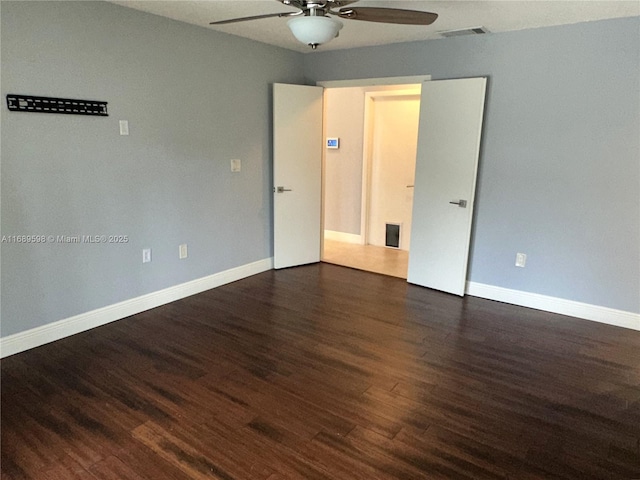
[515,252,527,268]
[231,159,241,172]
[142,248,151,263]
[179,244,188,259]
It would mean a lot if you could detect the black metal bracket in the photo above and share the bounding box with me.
[6,94,108,116]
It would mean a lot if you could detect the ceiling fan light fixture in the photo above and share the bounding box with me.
[287,15,343,49]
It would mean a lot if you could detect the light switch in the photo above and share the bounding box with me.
[231,159,241,172]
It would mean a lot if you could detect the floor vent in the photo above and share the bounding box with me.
[440,26,489,38]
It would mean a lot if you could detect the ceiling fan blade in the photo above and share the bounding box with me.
[210,11,300,26]
[337,7,438,25]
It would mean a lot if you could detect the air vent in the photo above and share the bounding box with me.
[439,26,489,38]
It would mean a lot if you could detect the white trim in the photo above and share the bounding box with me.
[320,87,328,258]
[323,230,362,244]
[361,92,374,245]
[365,88,423,99]
[0,258,274,358]
[466,281,640,331]
[317,75,431,88]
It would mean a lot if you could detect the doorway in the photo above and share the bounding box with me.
[321,84,421,278]
[274,77,487,296]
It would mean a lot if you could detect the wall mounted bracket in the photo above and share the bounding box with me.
[6,94,108,116]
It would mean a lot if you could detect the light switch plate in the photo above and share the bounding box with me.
[119,120,129,136]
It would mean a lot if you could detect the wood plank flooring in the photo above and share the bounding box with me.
[323,239,409,278]
[2,263,639,479]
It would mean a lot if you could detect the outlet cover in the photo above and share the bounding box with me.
[230,159,241,172]
[142,248,151,263]
[515,253,527,268]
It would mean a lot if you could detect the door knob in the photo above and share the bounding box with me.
[449,199,467,208]
[276,186,292,193]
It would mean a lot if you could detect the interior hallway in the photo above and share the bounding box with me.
[322,238,409,279]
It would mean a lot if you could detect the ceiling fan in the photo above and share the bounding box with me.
[209,0,438,50]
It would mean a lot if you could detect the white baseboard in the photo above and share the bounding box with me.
[0,257,274,358]
[324,230,362,244]
[466,281,640,331]
[3,263,636,359]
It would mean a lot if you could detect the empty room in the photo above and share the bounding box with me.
[1,1,639,479]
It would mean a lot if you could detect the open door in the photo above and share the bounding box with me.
[273,83,323,269]
[408,77,487,296]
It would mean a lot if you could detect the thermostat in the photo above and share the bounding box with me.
[326,137,340,149]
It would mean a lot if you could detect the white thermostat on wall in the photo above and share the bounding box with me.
[326,137,340,149]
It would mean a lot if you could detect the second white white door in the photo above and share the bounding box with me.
[408,77,487,296]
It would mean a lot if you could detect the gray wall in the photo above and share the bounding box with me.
[307,17,640,313]
[1,1,304,336]
[2,3,638,340]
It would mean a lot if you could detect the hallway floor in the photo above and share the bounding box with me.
[322,238,409,279]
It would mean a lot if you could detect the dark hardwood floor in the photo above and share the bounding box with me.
[2,263,639,479]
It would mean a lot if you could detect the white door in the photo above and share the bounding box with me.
[367,94,420,250]
[408,78,487,296]
[273,83,323,269]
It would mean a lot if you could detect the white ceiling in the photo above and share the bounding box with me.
[110,0,640,53]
